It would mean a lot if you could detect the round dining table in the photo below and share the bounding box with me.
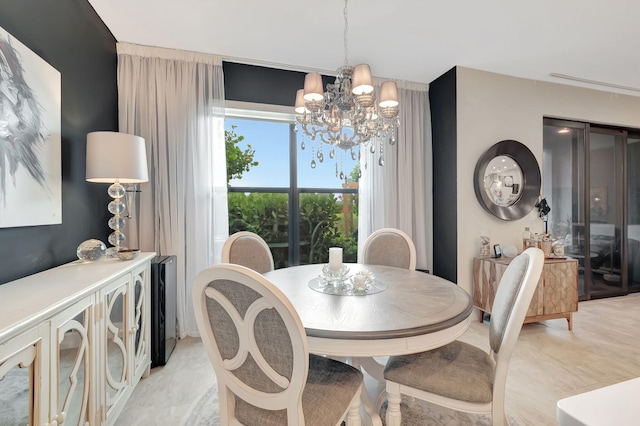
[263,263,473,425]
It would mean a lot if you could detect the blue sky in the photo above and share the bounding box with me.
[225,118,358,189]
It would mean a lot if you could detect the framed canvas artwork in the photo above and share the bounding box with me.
[0,25,61,228]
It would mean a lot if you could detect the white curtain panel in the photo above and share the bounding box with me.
[358,80,432,271]
[116,43,228,337]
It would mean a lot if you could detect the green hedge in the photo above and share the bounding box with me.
[228,192,357,268]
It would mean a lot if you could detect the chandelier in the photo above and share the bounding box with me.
[294,0,399,180]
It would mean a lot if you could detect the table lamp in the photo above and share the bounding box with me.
[86,131,148,256]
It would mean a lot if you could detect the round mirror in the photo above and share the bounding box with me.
[474,140,541,220]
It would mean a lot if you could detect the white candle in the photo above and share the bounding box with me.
[329,247,343,273]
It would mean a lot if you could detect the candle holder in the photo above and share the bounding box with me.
[349,270,376,294]
[321,264,351,287]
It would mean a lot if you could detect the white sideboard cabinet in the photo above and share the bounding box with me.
[0,253,155,426]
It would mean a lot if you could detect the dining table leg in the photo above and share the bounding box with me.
[351,357,389,426]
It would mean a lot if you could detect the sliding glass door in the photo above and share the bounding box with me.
[543,120,587,297]
[588,128,624,298]
[627,133,640,293]
[544,118,632,300]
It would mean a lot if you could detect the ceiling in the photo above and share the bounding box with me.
[88,0,640,96]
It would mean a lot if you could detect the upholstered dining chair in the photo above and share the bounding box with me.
[360,228,417,270]
[383,247,544,426]
[193,263,364,426]
[222,231,275,273]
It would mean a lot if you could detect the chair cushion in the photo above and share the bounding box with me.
[235,354,363,425]
[384,340,495,404]
[364,233,411,269]
[229,236,273,273]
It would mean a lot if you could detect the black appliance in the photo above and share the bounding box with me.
[150,255,177,367]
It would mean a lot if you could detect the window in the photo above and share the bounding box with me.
[225,105,359,268]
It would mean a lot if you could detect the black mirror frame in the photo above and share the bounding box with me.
[473,140,541,221]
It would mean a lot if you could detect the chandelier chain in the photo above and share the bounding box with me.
[343,0,349,67]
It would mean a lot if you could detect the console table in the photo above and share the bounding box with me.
[473,256,578,329]
[0,253,155,426]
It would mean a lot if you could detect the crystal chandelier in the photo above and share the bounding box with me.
[294,0,399,180]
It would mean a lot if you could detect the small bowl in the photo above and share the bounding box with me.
[117,248,140,261]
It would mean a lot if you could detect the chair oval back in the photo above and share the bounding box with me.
[222,231,275,273]
[489,247,544,355]
[361,228,417,270]
[193,264,308,424]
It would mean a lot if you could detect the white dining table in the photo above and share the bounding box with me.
[263,263,473,426]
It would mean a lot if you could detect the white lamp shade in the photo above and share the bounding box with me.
[352,64,374,95]
[294,88,308,114]
[379,81,399,108]
[86,131,149,183]
[303,73,324,102]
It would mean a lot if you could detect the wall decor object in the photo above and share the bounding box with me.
[473,140,541,220]
[76,239,107,261]
[0,26,61,228]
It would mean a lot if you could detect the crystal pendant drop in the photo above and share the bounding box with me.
[351,149,357,161]
[340,171,345,180]
[378,155,385,166]
[311,159,316,169]
[301,140,306,150]
[389,133,396,145]
[318,152,324,163]
[369,144,375,154]
[358,169,362,178]
[329,148,335,159]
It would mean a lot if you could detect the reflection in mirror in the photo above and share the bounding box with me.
[0,363,31,425]
[58,311,90,426]
[106,288,127,410]
[134,279,143,355]
[483,155,523,207]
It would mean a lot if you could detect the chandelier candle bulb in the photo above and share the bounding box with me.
[329,247,343,273]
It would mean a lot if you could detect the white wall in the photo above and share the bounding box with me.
[455,67,640,293]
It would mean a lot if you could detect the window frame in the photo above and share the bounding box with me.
[225,101,358,266]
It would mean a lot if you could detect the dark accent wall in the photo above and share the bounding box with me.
[430,67,458,283]
[223,62,333,106]
[0,0,118,284]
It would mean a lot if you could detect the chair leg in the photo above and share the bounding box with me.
[385,382,402,426]
[346,386,362,426]
[491,402,507,426]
